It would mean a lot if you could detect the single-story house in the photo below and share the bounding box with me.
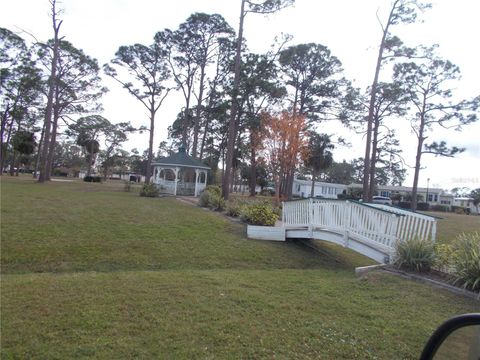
[453,197,479,215]
[292,178,454,207]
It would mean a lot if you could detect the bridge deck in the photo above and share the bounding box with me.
[247,199,437,264]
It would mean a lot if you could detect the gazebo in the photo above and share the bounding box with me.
[151,147,210,197]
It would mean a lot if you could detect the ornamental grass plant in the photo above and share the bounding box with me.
[450,232,480,292]
[393,237,436,273]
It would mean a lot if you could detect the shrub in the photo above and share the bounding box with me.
[209,193,226,211]
[450,232,480,292]
[430,204,449,212]
[226,198,248,217]
[452,206,470,215]
[198,190,213,207]
[434,243,454,273]
[83,175,102,183]
[260,188,275,196]
[139,183,159,197]
[393,237,436,272]
[198,186,225,211]
[204,185,221,196]
[416,202,429,211]
[240,201,278,226]
[397,201,411,209]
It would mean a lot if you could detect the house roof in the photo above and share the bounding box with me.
[151,147,211,170]
[294,179,347,188]
[292,178,450,195]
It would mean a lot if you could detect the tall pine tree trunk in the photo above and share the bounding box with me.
[368,116,380,199]
[192,64,206,158]
[9,150,17,176]
[310,170,318,198]
[38,1,61,183]
[222,0,245,200]
[45,97,60,180]
[145,102,155,184]
[182,87,192,149]
[411,98,427,211]
[0,106,11,175]
[362,0,399,201]
[249,136,256,196]
[33,122,46,179]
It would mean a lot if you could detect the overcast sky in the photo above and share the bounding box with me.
[2,0,479,191]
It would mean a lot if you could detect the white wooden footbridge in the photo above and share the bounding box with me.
[247,198,438,263]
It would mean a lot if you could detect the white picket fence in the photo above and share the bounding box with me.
[282,199,437,252]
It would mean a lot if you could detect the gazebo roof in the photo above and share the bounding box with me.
[151,147,211,170]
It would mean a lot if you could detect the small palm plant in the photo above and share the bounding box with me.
[393,237,436,272]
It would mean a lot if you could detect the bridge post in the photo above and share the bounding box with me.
[345,200,352,233]
[343,230,349,247]
[431,221,437,242]
[308,197,314,237]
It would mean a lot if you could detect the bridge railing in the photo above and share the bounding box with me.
[367,203,437,242]
[282,199,311,227]
[282,198,437,250]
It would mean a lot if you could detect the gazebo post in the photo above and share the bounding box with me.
[194,169,200,197]
[174,167,179,196]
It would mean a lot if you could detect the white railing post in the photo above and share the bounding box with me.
[431,221,437,242]
[308,198,313,236]
[345,201,351,233]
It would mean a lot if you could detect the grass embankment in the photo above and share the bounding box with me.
[1,176,478,359]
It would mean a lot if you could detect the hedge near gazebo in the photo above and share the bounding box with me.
[151,147,210,197]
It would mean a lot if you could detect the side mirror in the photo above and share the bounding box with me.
[420,313,480,360]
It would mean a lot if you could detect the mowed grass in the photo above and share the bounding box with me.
[424,211,480,244]
[1,176,336,274]
[1,176,479,359]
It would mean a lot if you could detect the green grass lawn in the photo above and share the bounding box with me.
[1,176,479,359]
[424,211,480,244]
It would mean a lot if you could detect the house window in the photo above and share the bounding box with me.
[380,191,390,198]
[297,184,300,192]
[322,187,327,194]
[328,187,334,194]
[428,194,437,202]
[441,200,451,205]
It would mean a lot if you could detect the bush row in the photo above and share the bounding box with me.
[393,232,480,293]
[394,202,472,214]
[198,187,279,226]
[139,183,159,197]
[198,185,225,211]
[83,175,102,183]
[396,201,429,210]
[224,196,279,226]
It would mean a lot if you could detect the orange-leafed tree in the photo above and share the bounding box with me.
[262,111,309,202]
